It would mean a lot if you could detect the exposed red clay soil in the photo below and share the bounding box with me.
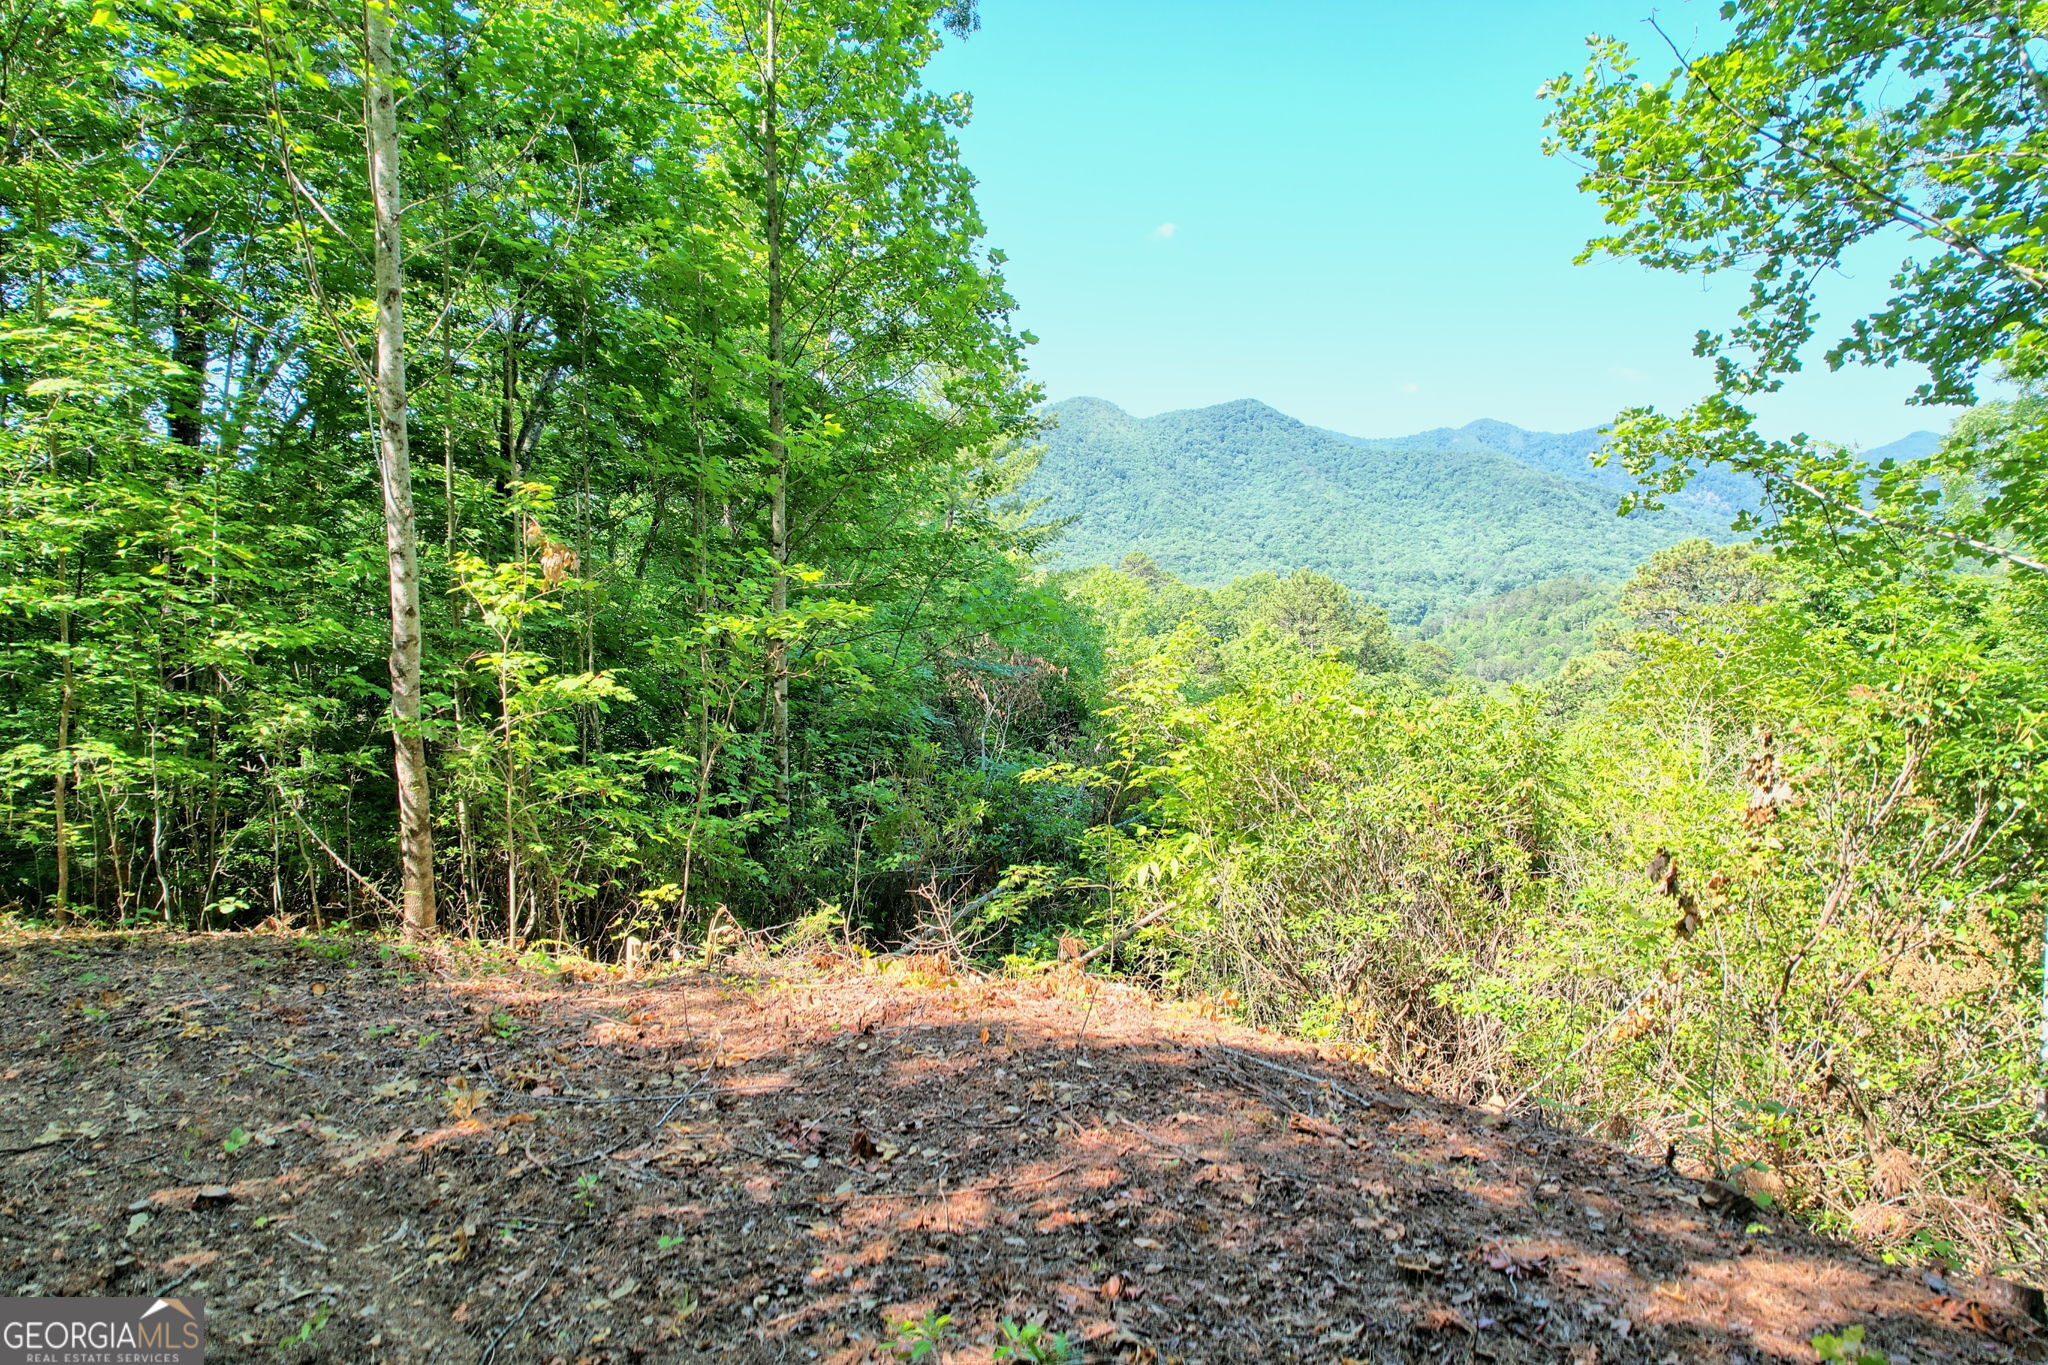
[0,928,2040,1364]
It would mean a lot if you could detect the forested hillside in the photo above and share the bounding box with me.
[1337,417,1766,521]
[1023,396,1738,620]
[1049,530,2048,1277]
[1411,573,1620,682]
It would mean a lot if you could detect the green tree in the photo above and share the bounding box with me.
[1542,0,2048,576]
[0,0,1069,949]
[1257,569,1399,671]
[1544,0,2048,1127]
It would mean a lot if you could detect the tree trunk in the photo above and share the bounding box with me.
[445,307,475,927]
[34,219,73,924]
[365,0,436,936]
[53,554,73,922]
[169,227,212,452]
[499,313,521,484]
[2039,913,2047,1129]
[763,0,790,808]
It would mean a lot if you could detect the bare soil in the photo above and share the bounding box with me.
[0,928,2040,1364]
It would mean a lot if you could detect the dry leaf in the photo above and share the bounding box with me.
[1288,1112,1343,1139]
[444,1077,484,1119]
[1417,1306,1473,1334]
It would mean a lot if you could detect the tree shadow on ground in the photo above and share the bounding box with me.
[0,930,2039,1364]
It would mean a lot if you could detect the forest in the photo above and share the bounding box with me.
[0,0,1081,946]
[1021,396,1742,623]
[2,0,2046,1355]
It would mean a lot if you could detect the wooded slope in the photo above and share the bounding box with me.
[1024,398,1740,621]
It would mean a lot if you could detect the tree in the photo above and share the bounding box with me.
[1230,569,1398,671]
[1541,0,2048,576]
[1544,0,2048,1126]
[759,0,792,806]
[363,0,436,935]
[0,0,1055,945]
[1616,539,1774,637]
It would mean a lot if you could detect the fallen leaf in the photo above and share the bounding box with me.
[1418,1306,1473,1334]
[774,1117,826,1154]
[443,1077,484,1120]
[1288,1112,1343,1139]
[1479,1242,1551,1279]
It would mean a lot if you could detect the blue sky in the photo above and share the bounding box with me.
[924,0,1964,449]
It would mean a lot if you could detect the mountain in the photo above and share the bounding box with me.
[1863,430,1943,463]
[1334,419,1766,521]
[1024,397,1739,622]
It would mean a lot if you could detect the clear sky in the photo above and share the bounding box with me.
[924,0,1967,449]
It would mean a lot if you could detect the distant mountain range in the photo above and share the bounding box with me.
[1325,418,1764,523]
[1864,430,1945,463]
[1023,397,1939,622]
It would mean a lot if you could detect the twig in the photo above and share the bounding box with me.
[262,1281,337,1313]
[825,1164,1081,1202]
[558,1139,636,1169]
[651,1074,708,1133]
[1074,906,1170,967]
[1108,1114,1211,1164]
[1500,977,1668,1114]
[1205,1046,1410,1113]
[479,1240,569,1365]
[729,1141,801,1167]
[277,800,400,916]
[972,1164,1078,1194]
[525,1091,700,1106]
[255,1054,319,1080]
[151,1264,203,1299]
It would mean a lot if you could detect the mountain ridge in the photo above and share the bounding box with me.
[1025,397,1949,622]
[1023,396,1743,622]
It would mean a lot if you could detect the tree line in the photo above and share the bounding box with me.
[0,0,1094,946]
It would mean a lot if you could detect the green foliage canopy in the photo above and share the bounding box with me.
[0,0,1091,950]
[1543,0,2048,575]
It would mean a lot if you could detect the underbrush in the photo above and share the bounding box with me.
[1063,559,2048,1283]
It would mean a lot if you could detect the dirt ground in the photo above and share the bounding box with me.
[0,928,2040,1364]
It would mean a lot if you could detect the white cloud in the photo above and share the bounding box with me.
[1150,222,1178,240]
[1401,382,1420,394]
[1610,365,1646,383]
